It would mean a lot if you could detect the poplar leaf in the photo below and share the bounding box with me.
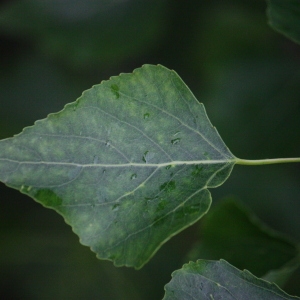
[0,65,235,268]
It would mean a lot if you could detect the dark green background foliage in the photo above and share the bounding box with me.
[0,0,300,299]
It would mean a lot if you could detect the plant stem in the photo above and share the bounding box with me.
[235,157,300,166]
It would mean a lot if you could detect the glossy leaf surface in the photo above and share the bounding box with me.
[0,65,235,268]
[267,0,300,44]
[163,259,300,300]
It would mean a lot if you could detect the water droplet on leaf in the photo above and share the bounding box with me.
[131,173,137,180]
[142,150,154,163]
[171,138,181,145]
[143,113,150,119]
[93,155,99,164]
[142,151,148,163]
[112,203,120,211]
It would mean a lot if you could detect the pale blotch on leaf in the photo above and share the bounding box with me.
[68,166,81,180]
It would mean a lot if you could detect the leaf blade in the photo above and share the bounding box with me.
[163,259,300,300]
[0,65,235,268]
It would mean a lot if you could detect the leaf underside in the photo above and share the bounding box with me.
[0,65,235,268]
[163,259,300,300]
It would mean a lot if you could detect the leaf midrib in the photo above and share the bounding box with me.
[0,158,236,168]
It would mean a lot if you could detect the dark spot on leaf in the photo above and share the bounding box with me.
[143,113,150,119]
[155,199,167,213]
[108,254,116,260]
[160,180,176,192]
[192,165,204,177]
[72,103,79,111]
[111,84,119,99]
[34,189,63,208]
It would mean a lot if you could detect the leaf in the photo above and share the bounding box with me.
[267,0,300,45]
[0,64,235,268]
[186,198,300,286]
[163,259,300,300]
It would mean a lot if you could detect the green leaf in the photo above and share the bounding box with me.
[267,0,300,44]
[0,64,235,268]
[186,199,300,286]
[163,259,300,299]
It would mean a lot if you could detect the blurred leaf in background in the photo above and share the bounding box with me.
[1,0,300,298]
[186,198,300,287]
[267,0,300,45]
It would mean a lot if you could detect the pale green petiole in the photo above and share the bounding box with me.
[235,157,300,166]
